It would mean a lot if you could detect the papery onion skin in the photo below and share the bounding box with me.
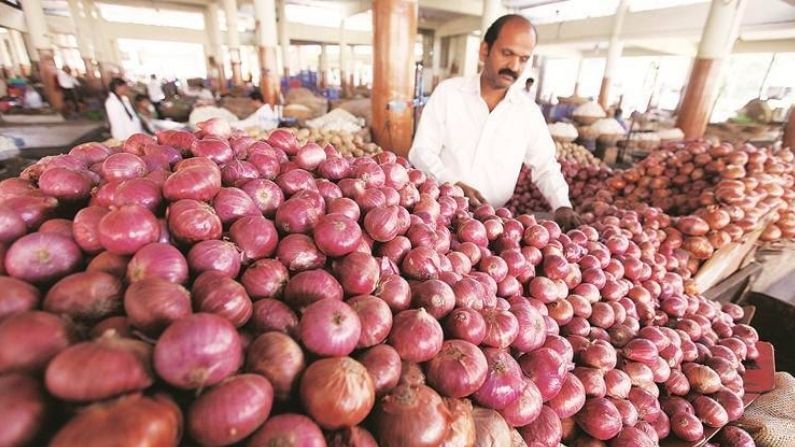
[299,298,362,357]
[5,232,82,284]
[574,397,622,440]
[389,308,444,363]
[43,271,123,323]
[519,405,562,447]
[357,344,402,397]
[246,332,305,401]
[124,278,192,335]
[474,347,524,410]
[426,339,488,398]
[300,356,375,430]
[0,311,74,374]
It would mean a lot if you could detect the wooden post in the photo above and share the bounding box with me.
[784,106,795,151]
[372,0,418,156]
[277,0,290,78]
[598,0,630,109]
[676,0,748,139]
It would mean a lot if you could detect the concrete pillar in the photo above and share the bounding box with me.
[67,0,100,90]
[573,57,585,97]
[372,0,418,156]
[205,3,227,94]
[676,0,748,139]
[277,0,290,77]
[481,0,506,37]
[535,56,547,103]
[431,33,441,88]
[83,0,113,87]
[254,0,280,105]
[319,44,328,89]
[0,37,12,75]
[9,31,30,75]
[598,0,630,109]
[20,0,62,110]
[223,0,243,86]
[339,20,349,95]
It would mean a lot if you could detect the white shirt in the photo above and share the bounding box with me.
[409,75,571,210]
[236,104,279,131]
[57,70,78,89]
[147,79,166,102]
[105,93,144,141]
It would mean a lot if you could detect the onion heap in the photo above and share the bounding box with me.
[506,141,612,215]
[0,121,760,446]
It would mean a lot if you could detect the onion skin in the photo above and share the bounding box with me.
[519,347,567,402]
[249,298,298,335]
[246,332,305,401]
[98,205,160,255]
[357,344,402,397]
[716,425,755,447]
[188,374,274,446]
[300,356,375,430]
[442,398,476,447]
[187,240,242,279]
[43,271,123,323]
[241,259,289,300]
[671,411,704,442]
[375,383,451,447]
[44,336,153,402]
[575,397,622,440]
[50,394,183,447]
[192,271,253,328]
[153,313,243,389]
[0,311,74,374]
[126,243,189,284]
[247,413,326,447]
[519,405,562,447]
[474,347,524,410]
[348,295,393,348]
[548,373,587,419]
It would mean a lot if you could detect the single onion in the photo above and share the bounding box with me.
[389,308,444,362]
[426,339,488,398]
[299,298,361,356]
[246,332,305,401]
[5,232,82,284]
[375,383,450,447]
[300,356,375,430]
[575,397,622,440]
[348,295,393,348]
[474,347,524,410]
[124,278,191,335]
[0,311,74,374]
[126,243,188,284]
[43,271,123,323]
[548,373,586,419]
[277,234,327,271]
[248,413,326,446]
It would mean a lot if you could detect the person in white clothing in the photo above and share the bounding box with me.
[57,66,80,115]
[147,74,166,110]
[105,78,145,141]
[409,14,580,229]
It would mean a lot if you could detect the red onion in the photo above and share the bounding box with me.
[548,373,586,418]
[389,308,443,362]
[0,311,74,374]
[574,367,607,398]
[50,393,182,447]
[300,356,375,429]
[275,195,323,234]
[474,347,524,410]
[0,373,46,446]
[0,206,26,245]
[0,276,40,320]
[123,277,190,334]
[241,179,284,217]
[86,251,130,278]
[299,298,361,356]
[335,252,380,296]
[2,194,58,229]
[443,308,486,345]
[628,386,661,423]
[684,364,721,394]
[188,374,273,445]
[228,216,278,263]
[693,395,728,428]
[284,269,343,310]
[43,271,122,322]
[212,187,260,224]
[39,167,92,201]
[348,295,392,348]
[44,336,153,401]
[354,344,401,399]
[5,232,81,284]
[480,307,519,348]
[500,379,543,427]
[604,369,632,399]
[248,413,326,446]
[575,397,622,440]
[153,313,243,389]
[125,243,188,284]
[192,271,252,327]
[101,153,147,181]
[519,405,562,447]
[191,137,233,163]
[245,331,304,402]
[716,425,755,447]
[375,273,411,312]
[186,240,241,278]
[426,339,488,398]
[376,383,450,446]
[163,164,221,202]
[671,411,704,442]
[167,199,222,244]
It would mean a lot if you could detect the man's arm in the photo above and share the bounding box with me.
[408,85,456,185]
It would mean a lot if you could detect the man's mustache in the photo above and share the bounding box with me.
[498,69,519,81]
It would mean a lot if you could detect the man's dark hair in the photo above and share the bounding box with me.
[483,14,535,51]
[249,90,264,102]
[526,78,535,87]
[134,94,149,104]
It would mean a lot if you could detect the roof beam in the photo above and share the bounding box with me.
[436,16,480,38]
[733,37,795,53]
[419,0,482,17]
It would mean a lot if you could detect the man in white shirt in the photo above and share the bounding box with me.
[409,14,580,229]
[147,74,166,111]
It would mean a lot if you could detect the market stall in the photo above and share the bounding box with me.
[0,116,786,446]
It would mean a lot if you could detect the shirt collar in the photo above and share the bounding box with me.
[459,74,523,105]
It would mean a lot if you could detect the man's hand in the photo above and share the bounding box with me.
[456,182,487,207]
[554,207,582,232]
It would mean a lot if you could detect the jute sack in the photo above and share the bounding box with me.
[738,372,795,447]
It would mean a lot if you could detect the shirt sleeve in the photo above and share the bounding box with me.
[105,97,127,141]
[408,85,457,185]
[524,106,572,211]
